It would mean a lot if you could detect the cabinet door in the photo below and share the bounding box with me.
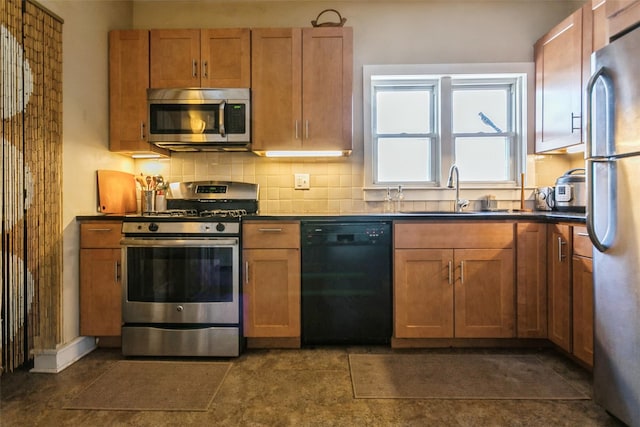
[606,0,639,16]
[109,30,166,156]
[301,27,353,152]
[150,29,200,88]
[243,249,301,337]
[394,249,454,338]
[516,222,548,338]
[80,249,122,336]
[454,249,515,338]
[251,28,302,152]
[607,0,640,38]
[535,9,583,152]
[573,255,594,367]
[547,224,572,352]
[200,28,250,88]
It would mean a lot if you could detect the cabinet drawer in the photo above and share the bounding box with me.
[394,222,514,249]
[573,226,593,258]
[243,221,300,249]
[80,222,122,248]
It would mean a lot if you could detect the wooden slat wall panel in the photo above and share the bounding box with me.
[2,0,27,375]
[1,0,62,373]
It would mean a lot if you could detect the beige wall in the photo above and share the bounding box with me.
[41,0,135,343]
[38,0,586,346]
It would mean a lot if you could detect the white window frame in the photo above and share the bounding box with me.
[363,63,534,192]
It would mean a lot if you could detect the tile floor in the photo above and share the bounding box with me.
[0,346,626,426]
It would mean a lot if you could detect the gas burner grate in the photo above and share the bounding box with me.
[199,209,248,218]
[142,209,198,217]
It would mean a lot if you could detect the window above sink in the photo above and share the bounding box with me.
[363,63,534,192]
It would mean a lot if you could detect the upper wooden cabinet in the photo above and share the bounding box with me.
[587,0,610,53]
[150,28,250,88]
[606,0,640,38]
[251,27,353,155]
[108,30,168,157]
[534,2,610,153]
[534,9,584,153]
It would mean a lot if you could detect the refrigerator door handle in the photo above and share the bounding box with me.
[586,65,615,158]
[586,158,617,253]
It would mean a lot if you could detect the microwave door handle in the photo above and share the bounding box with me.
[219,101,226,138]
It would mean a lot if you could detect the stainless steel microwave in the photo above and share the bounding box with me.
[147,88,250,152]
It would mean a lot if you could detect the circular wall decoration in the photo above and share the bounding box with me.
[2,138,34,229]
[1,24,34,120]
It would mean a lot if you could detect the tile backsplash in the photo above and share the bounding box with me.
[136,151,584,214]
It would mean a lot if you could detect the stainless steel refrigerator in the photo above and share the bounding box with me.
[586,25,640,427]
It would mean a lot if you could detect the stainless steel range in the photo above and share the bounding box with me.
[121,181,259,357]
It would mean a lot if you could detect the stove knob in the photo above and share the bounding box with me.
[148,223,159,232]
[216,223,226,232]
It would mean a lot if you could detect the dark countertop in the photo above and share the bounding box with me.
[77,211,586,223]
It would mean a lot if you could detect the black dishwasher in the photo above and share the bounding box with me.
[301,221,392,345]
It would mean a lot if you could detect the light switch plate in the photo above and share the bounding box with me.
[294,173,310,190]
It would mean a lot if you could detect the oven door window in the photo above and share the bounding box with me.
[126,246,234,303]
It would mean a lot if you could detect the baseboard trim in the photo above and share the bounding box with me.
[30,336,97,374]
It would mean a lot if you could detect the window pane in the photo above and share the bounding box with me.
[455,136,510,181]
[377,137,431,182]
[376,90,431,134]
[453,88,508,133]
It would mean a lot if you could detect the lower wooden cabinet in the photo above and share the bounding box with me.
[547,223,572,352]
[394,222,515,340]
[516,222,548,338]
[79,222,123,337]
[572,226,594,367]
[546,223,594,368]
[394,249,453,338]
[242,221,300,340]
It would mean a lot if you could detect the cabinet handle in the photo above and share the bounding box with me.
[577,232,589,237]
[460,261,465,285]
[295,121,299,140]
[202,61,208,78]
[140,122,146,140]
[305,120,310,139]
[86,228,113,232]
[245,261,249,284]
[448,261,453,285]
[558,237,567,262]
[258,228,283,233]
[571,112,581,134]
[192,59,198,78]
[114,260,121,283]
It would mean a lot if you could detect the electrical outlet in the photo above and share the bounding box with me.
[294,173,310,190]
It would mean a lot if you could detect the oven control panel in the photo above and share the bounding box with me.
[122,221,240,235]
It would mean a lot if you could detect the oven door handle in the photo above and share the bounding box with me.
[121,238,239,247]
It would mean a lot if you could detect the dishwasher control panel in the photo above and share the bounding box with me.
[301,222,391,246]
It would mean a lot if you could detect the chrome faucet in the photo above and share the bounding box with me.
[447,164,469,213]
